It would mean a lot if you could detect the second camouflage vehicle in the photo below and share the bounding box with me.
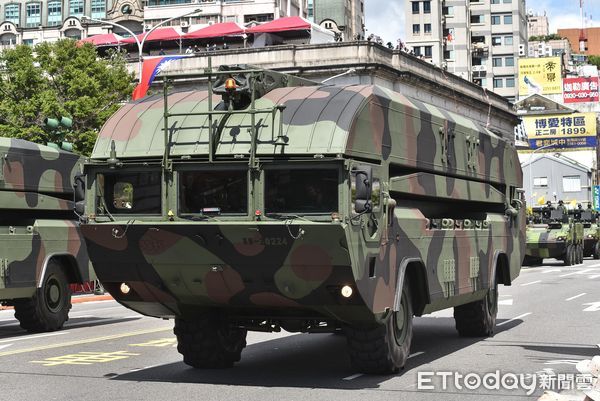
[80,66,526,374]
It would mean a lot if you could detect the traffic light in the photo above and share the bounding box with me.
[44,116,74,152]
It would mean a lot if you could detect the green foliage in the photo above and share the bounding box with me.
[589,55,600,70]
[0,40,134,155]
[529,34,564,42]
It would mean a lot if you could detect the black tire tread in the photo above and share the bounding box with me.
[454,286,497,337]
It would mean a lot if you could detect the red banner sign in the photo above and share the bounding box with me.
[562,77,599,103]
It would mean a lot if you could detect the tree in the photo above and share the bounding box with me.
[589,55,600,70]
[0,39,134,155]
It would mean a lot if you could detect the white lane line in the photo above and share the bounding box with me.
[566,293,587,301]
[408,351,425,359]
[542,269,561,274]
[497,312,532,327]
[70,306,123,315]
[583,302,600,312]
[521,280,541,286]
[560,269,594,277]
[0,331,67,344]
[587,263,600,268]
[0,344,12,350]
[343,373,364,381]
[499,299,514,305]
[589,275,600,279]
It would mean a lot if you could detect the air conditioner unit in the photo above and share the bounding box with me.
[180,21,189,28]
[208,20,215,25]
[144,23,153,30]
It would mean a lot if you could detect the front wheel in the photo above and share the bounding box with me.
[344,281,413,374]
[13,260,72,332]
[454,281,498,337]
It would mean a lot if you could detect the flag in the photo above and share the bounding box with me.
[537,195,545,205]
[132,56,185,101]
[570,199,577,208]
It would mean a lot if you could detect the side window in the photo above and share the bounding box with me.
[113,182,133,209]
[96,171,161,215]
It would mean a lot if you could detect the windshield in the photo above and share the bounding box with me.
[179,170,247,214]
[265,169,338,214]
[97,171,162,215]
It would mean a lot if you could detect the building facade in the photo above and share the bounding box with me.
[558,27,600,56]
[311,0,363,41]
[527,13,548,38]
[405,0,527,102]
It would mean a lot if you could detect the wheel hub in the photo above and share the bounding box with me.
[45,278,62,312]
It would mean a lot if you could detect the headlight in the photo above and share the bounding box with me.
[557,236,565,241]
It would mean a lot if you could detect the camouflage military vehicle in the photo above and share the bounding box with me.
[524,205,584,266]
[80,65,525,374]
[573,208,600,259]
[0,137,92,332]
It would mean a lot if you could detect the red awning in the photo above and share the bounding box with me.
[121,27,181,44]
[246,16,311,34]
[79,33,122,46]
[183,22,245,40]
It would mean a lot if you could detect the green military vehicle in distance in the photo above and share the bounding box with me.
[0,136,93,332]
[81,65,526,374]
[573,206,600,259]
[524,204,584,266]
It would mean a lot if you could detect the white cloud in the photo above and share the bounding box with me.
[528,0,600,33]
[364,0,405,44]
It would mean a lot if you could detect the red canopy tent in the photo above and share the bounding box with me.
[79,33,122,46]
[121,27,181,44]
[245,16,311,34]
[183,22,245,40]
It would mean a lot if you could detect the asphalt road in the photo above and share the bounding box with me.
[0,258,599,401]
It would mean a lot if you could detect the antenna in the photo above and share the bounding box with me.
[579,0,587,52]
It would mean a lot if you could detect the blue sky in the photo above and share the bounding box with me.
[365,0,600,44]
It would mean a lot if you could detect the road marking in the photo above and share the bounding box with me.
[0,326,171,357]
[499,299,514,305]
[0,344,12,350]
[31,351,139,367]
[544,359,580,366]
[587,263,600,268]
[560,269,594,277]
[566,293,587,301]
[582,302,600,312]
[0,331,67,344]
[408,351,425,359]
[343,373,363,380]
[542,269,561,274]
[589,275,600,279]
[497,312,532,327]
[521,280,541,286]
[130,338,176,348]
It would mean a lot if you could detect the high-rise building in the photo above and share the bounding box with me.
[527,13,549,38]
[405,0,527,102]
[312,0,364,40]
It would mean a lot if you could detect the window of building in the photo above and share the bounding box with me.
[147,0,193,5]
[91,0,106,19]
[442,6,453,15]
[492,57,502,67]
[243,13,274,23]
[69,0,84,17]
[492,36,502,46]
[423,1,430,13]
[504,36,513,45]
[493,78,503,88]
[563,176,581,192]
[503,0,512,3]
[25,2,41,28]
[504,14,513,24]
[491,0,500,3]
[23,38,34,45]
[534,177,548,187]
[424,46,432,57]
[505,56,514,66]
[47,0,62,26]
[5,4,20,25]
[424,23,431,34]
[412,24,420,35]
[444,49,454,59]
[413,46,421,56]
[506,77,515,87]
[412,1,419,14]
[471,14,484,24]
[491,15,500,25]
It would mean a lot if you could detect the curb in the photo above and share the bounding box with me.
[1,293,114,310]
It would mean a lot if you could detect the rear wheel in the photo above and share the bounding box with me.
[454,281,498,337]
[174,312,247,369]
[344,280,413,374]
[594,242,600,260]
[13,260,72,332]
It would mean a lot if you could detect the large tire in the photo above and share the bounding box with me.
[522,256,543,266]
[174,312,247,369]
[344,281,413,374]
[594,242,600,260]
[454,281,498,337]
[13,260,71,333]
[577,244,584,264]
[564,245,574,266]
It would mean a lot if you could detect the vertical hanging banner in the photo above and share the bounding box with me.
[562,76,600,103]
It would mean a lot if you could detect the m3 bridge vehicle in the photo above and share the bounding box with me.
[80,65,526,374]
[0,137,92,332]
[524,205,584,266]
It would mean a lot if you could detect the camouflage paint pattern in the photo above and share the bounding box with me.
[583,224,599,257]
[525,222,584,259]
[0,138,92,301]
[82,67,525,327]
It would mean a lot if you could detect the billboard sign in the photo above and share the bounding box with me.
[518,57,562,96]
[594,186,600,212]
[562,76,600,103]
[522,112,597,151]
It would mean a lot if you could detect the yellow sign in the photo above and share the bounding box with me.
[518,57,562,96]
[522,112,597,151]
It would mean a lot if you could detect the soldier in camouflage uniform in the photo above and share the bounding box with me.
[80,65,526,374]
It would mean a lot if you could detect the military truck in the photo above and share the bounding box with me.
[80,65,525,374]
[572,207,600,259]
[524,205,584,266]
[0,137,93,332]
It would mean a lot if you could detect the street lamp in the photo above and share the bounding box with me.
[528,142,557,207]
[81,8,201,79]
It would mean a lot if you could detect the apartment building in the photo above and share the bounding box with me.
[310,0,364,41]
[527,13,548,38]
[405,0,527,101]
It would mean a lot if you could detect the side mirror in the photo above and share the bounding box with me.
[353,165,373,213]
[74,173,85,202]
